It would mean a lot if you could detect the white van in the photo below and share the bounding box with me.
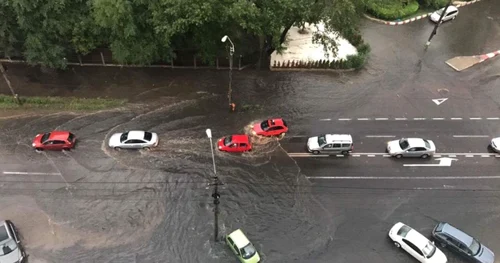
[430,5,458,23]
[307,134,353,155]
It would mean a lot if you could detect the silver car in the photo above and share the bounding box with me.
[108,130,159,150]
[387,138,436,158]
[0,220,25,263]
[490,137,500,153]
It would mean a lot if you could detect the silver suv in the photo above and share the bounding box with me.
[307,134,353,155]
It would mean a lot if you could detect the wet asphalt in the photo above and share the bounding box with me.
[0,1,499,262]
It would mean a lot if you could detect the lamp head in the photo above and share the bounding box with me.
[205,129,212,138]
[221,35,228,43]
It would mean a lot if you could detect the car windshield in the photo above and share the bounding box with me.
[0,239,17,256]
[318,135,327,146]
[41,133,51,143]
[260,120,270,131]
[469,239,481,255]
[422,242,436,258]
[241,243,257,259]
[224,136,232,146]
[397,225,411,237]
[120,132,129,143]
[424,139,431,149]
[435,9,444,15]
[144,132,152,141]
[399,139,409,149]
[68,133,75,142]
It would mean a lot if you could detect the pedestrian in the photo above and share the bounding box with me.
[229,102,236,112]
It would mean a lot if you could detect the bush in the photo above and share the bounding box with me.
[418,0,450,8]
[366,0,420,20]
[0,94,127,110]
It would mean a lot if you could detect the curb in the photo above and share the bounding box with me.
[477,50,500,63]
[365,0,483,26]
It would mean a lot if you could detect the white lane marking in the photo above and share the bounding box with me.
[357,118,370,120]
[336,155,345,157]
[375,118,389,120]
[290,135,308,138]
[403,157,457,167]
[470,118,482,120]
[434,155,442,157]
[287,153,500,157]
[450,118,462,120]
[2,171,62,176]
[307,176,500,180]
[288,155,329,158]
[453,135,489,138]
[413,118,426,120]
[487,117,500,120]
[352,154,361,157]
[466,155,474,157]
[338,118,351,121]
[432,118,445,120]
[367,155,375,157]
[383,155,391,157]
[448,154,456,157]
[481,154,490,157]
[395,118,407,120]
[366,135,396,138]
[319,119,331,121]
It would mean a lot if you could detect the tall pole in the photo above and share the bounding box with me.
[425,0,453,48]
[0,63,20,104]
[206,129,221,242]
[221,36,235,107]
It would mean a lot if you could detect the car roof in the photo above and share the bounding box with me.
[440,223,474,246]
[406,138,427,148]
[126,131,146,140]
[325,134,353,143]
[228,229,251,248]
[405,229,430,248]
[269,118,285,126]
[48,131,70,140]
[445,5,458,11]
[230,135,250,143]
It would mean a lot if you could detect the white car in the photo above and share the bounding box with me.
[389,222,447,263]
[430,6,458,23]
[387,138,436,158]
[108,130,159,150]
[491,137,500,153]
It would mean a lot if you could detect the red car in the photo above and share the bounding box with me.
[218,135,252,153]
[251,118,288,137]
[32,131,76,151]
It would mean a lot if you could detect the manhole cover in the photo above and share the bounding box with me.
[437,88,449,95]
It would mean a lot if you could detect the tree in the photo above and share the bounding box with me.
[0,2,22,58]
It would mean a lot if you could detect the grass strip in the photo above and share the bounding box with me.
[0,94,127,110]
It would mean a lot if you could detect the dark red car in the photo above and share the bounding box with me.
[32,131,76,151]
[218,135,252,153]
[251,118,288,137]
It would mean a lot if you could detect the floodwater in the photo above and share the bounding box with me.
[0,1,498,262]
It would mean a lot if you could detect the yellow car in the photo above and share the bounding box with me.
[226,229,261,263]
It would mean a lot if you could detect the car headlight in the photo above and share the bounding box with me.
[218,146,222,149]
[252,131,257,135]
[32,143,36,147]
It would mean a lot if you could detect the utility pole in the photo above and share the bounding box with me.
[221,36,235,107]
[425,0,453,48]
[205,129,223,242]
[0,63,20,104]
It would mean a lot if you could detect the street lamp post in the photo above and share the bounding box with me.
[425,0,453,48]
[221,35,235,107]
[205,129,221,241]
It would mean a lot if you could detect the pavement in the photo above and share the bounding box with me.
[0,0,499,262]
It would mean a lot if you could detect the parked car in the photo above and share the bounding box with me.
[430,5,458,23]
[490,137,500,153]
[387,138,436,158]
[307,134,353,155]
[0,220,25,263]
[32,131,76,151]
[108,130,159,150]
[226,229,260,263]
[432,222,495,263]
[218,135,252,153]
[251,118,288,137]
[388,222,447,263]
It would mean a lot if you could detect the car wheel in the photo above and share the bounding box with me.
[114,147,121,151]
[62,147,70,151]
[394,242,401,248]
[395,154,403,159]
[35,148,43,152]
[421,154,429,159]
[144,147,151,151]
[312,150,320,155]
[341,151,349,156]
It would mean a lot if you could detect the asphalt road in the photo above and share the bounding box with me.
[0,1,499,263]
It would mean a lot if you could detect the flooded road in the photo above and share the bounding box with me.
[0,1,499,262]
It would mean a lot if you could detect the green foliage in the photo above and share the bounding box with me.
[0,94,127,110]
[366,0,420,20]
[418,0,449,9]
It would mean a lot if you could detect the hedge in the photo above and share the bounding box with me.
[366,0,420,21]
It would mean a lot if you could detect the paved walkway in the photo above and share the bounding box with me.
[446,49,500,71]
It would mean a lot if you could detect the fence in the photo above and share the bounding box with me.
[270,59,356,71]
[0,48,257,70]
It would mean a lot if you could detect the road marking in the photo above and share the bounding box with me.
[481,154,490,157]
[434,154,442,157]
[403,157,457,167]
[453,135,489,138]
[366,135,395,138]
[338,118,351,121]
[466,155,474,157]
[287,153,500,157]
[307,176,500,180]
[367,155,375,157]
[2,171,62,176]
[395,118,407,120]
[413,118,426,120]
[336,155,345,157]
[375,118,389,120]
[432,118,445,120]
[432,98,448,105]
[470,117,482,120]
[450,118,462,120]
[352,154,360,157]
[487,117,500,120]
[319,117,500,121]
[319,119,331,121]
[357,118,370,120]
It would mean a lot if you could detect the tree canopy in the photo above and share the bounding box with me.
[0,0,365,69]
